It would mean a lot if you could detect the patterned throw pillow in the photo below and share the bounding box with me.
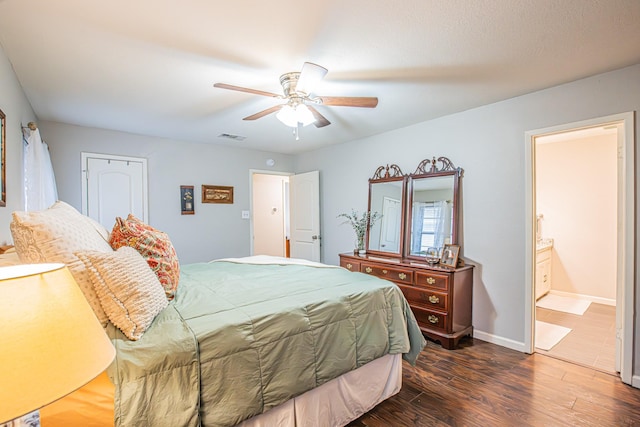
[78,246,168,340]
[10,201,113,324]
[109,214,180,300]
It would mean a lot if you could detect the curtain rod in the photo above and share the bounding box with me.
[21,122,38,145]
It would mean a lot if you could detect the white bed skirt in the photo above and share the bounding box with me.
[237,353,402,427]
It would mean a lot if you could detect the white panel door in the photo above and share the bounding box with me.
[82,153,148,229]
[289,170,320,262]
[379,196,401,252]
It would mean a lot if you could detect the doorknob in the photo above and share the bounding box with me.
[312,235,320,240]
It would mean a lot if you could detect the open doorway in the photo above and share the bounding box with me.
[250,171,290,257]
[525,112,635,385]
[534,127,616,372]
[250,169,322,262]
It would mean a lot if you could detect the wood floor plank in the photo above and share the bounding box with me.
[347,339,640,426]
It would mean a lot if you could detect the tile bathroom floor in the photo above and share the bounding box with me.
[536,302,616,373]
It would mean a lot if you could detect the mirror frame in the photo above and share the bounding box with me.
[365,164,407,258]
[405,157,462,260]
[0,108,5,207]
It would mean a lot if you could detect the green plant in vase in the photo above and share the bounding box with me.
[337,209,382,255]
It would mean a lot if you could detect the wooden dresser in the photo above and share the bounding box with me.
[339,252,474,349]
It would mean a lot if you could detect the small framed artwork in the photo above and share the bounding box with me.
[440,244,460,268]
[180,185,195,215]
[202,185,234,204]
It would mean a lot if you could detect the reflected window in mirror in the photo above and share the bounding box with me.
[366,164,406,257]
[409,175,455,256]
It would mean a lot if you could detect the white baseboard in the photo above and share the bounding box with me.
[632,375,640,389]
[472,330,528,353]
[548,290,615,307]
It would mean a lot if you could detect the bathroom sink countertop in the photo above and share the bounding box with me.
[536,238,554,251]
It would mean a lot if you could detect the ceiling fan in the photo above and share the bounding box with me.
[214,62,378,136]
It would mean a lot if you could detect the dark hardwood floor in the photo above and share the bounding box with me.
[347,338,640,426]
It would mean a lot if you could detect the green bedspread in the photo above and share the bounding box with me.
[106,260,426,427]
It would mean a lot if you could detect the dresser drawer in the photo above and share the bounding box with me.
[412,306,448,332]
[398,284,448,311]
[360,262,413,284]
[340,258,361,272]
[415,271,450,291]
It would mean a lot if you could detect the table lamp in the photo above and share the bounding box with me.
[0,263,116,426]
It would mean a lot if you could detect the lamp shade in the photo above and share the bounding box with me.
[0,263,116,423]
[276,104,298,127]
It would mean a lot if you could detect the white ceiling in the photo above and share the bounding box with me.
[0,0,639,154]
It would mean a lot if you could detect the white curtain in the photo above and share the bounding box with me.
[432,201,447,249]
[411,202,426,254]
[24,128,58,211]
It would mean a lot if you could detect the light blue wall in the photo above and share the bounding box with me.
[39,121,295,264]
[0,43,37,243]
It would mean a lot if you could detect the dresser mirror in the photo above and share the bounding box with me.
[407,173,459,257]
[366,164,406,257]
[365,157,462,260]
[406,157,461,260]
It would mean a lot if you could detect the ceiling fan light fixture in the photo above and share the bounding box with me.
[296,104,315,126]
[276,105,297,127]
[276,104,315,127]
[215,62,376,133]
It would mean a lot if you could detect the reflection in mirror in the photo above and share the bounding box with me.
[0,109,5,207]
[408,175,455,257]
[406,156,462,260]
[366,164,405,257]
[368,179,404,254]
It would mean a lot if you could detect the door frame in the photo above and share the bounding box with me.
[80,152,149,223]
[249,169,293,256]
[524,112,635,384]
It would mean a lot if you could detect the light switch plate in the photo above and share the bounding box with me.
[241,210,250,219]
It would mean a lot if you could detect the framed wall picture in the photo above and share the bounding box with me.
[440,244,460,268]
[181,185,195,215]
[202,185,233,204]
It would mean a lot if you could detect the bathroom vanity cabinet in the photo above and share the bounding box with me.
[535,241,553,300]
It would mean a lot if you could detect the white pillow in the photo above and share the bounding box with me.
[78,247,168,340]
[10,201,113,324]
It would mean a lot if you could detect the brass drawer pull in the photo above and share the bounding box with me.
[428,315,439,324]
[382,269,388,274]
[398,272,407,280]
[346,263,353,270]
[426,277,436,285]
[365,267,372,273]
[428,295,440,304]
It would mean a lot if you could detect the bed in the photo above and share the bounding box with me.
[9,203,426,426]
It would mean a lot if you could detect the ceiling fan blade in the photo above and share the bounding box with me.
[307,106,331,128]
[243,105,283,121]
[214,83,281,98]
[318,96,378,108]
[296,62,328,94]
